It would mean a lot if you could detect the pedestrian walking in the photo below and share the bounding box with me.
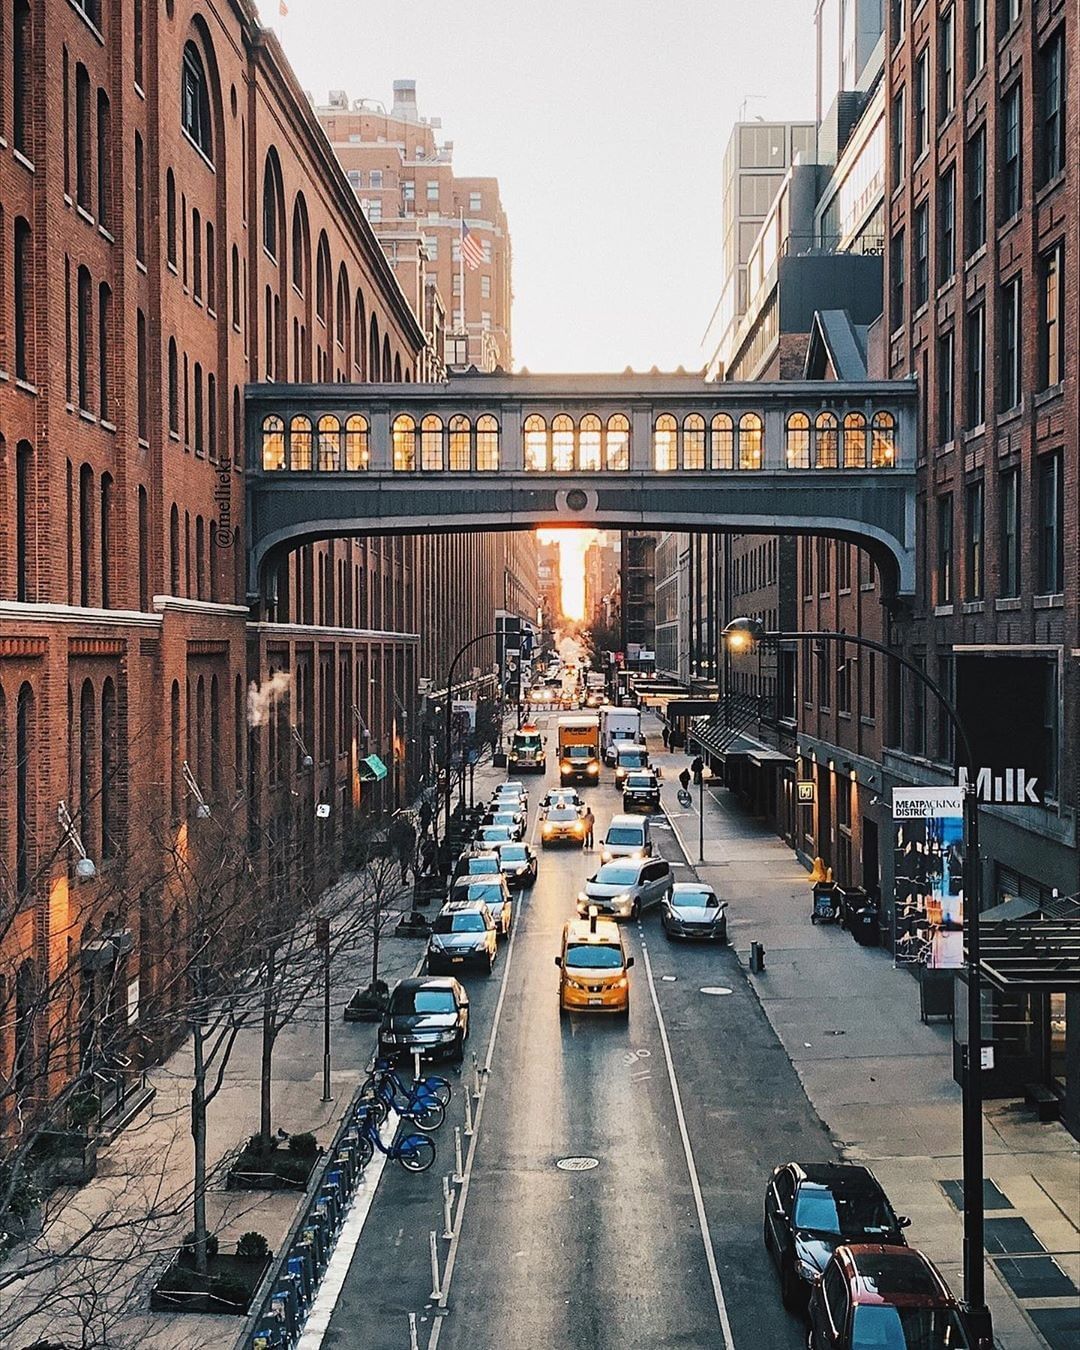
[691,754,704,785]
[661,724,670,749]
[678,767,691,794]
[582,805,595,849]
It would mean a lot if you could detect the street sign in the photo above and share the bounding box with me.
[797,780,816,804]
[315,802,331,819]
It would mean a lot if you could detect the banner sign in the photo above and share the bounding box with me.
[892,787,964,968]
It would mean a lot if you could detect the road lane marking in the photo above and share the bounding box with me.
[427,875,521,1350]
[640,938,736,1350]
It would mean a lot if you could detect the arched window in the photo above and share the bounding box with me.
[420,414,443,470]
[210,674,222,795]
[524,415,548,472]
[578,415,601,470]
[317,414,341,470]
[96,88,111,225]
[785,412,811,468]
[16,442,33,601]
[552,415,574,471]
[13,0,32,158]
[195,514,206,598]
[291,197,307,293]
[369,315,380,379]
[605,414,630,470]
[653,414,677,471]
[166,171,178,267]
[843,412,867,468]
[134,132,146,262]
[138,485,150,610]
[230,244,240,326]
[448,415,471,471]
[99,472,112,607]
[76,265,92,411]
[738,413,763,469]
[393,354,403,382]
[382,336,392,383]
[167,338,179,433]
[263,158,279,259]
[345,415,369,470]
[181,42,213,161]
[476,415,499,471]
[136,310,148,440]
[354,292,366,376]
[79,463,93,605]
[79,678,97,860]
[101,678,116,859]
[260,415,285,471]
[15,684,33,894]
[205,220,215,311]
[170,681,182,823]
[710,414,734,469]
[169,504,180,591]
[233,386,243,468]
[392,414,416,471]
[336,264,349,349]
[316,235,331,322]
[14,217,32,382]
[871,411,897,467]
[682,414,705,470]
[75,64,91,209]
[98,282,111,420]
[814,411,839,468]
[289,415,312,470]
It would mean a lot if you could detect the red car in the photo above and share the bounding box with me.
[808,1245,970,1349]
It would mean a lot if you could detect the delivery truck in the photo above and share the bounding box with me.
[556,714,601,783]
[599,705,643,764]
[507,723,546,773]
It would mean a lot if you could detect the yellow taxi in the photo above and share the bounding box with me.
[555,911,633,1018]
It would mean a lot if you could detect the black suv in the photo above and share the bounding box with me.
[622,770,661,813]
[764,1162,909,1309]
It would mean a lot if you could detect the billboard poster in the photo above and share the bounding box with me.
[892,788,965,969]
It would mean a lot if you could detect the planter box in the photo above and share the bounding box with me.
[226,1142,321,1192]
[33,1131,99,1186]
[343,987,388,1022]
[150,1252,271,1314]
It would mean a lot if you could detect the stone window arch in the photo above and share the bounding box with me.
[392,414,416,471]
[814,411,839,468]
[738,413,763,469]
[710,413,734,469]
[578,414,601,471]
[448,415,471,471]
[524,415,548,471]
[345,415,369,470]
[476,415,499,471]
[261,414,285,470]
[552,415,574,471]
[843,411,867,468]
[289,414,312,471]
[605,414,630,470]
[317,414,341,471]
[785,412,811,468]
[682,414,705,470]
[421,414,444,471]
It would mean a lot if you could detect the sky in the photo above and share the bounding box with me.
[277,0,817,374]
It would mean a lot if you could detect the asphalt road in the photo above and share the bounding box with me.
[321,708,832,1350]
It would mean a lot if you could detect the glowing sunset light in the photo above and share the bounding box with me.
[537,528,603,622]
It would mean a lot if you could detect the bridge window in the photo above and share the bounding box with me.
[710,414,734,468]
[814,412,838,468]
[476,415,499,470]
[524,415,548,471]
[843,412,867,468]
[449,415,471,471]
[871,411,896,466]
[552,415,575,471]
[392,414,417,471]
[682,414,705,469]
[421,414,444,471]
[579,415,601,470]
[262,414,285,470]
[605,415,630,470]
[317,415,341,471]
[785,412,811,468]
[345,414,370,470]
[653,415,677,471]
[738,413,763,469]
[290,415,313,470]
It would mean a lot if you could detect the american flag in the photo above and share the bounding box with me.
[460,220,485,271]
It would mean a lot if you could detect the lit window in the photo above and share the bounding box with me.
[605,414,630,470]
[392,414,417,470]
[653,414,677,471]
[290,415,313,470]
[711,414,734,469]
[738,413,763,469]
[552,415,575,471]
[317,415,341,470]
[345,414,369,470]
[262,415,285,470]
[786,412,810,468]
[476,415,499,470]
[421,414,443,470]
[449,415,471,471]
[842,412,867,468]
[871,412,897,467]
[578,415,601,470]
[814,412,838,468]
[682,414,705,469]
[524,414,548,471]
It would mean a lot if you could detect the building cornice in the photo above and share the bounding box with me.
[0,602,163,629]
[153,596,251,618]
[248,622,419,643]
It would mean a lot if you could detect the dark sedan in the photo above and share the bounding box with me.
[764,1162,909,1309]
[377,977,470,1063]
[497,841,538,888]
[622,770,662,813]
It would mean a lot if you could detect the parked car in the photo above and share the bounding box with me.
[540,805,586,847]
[491,782,528,810]
[807,1245,969,1349]
[662,883,728,942]
[622,770,662,813]
[474,824,516,849]
[612,742,651,789]
[448,875,513,936]
[577,856,673,920]
[764,1162,909,1309]
[480,807,526,839]
[377,976,470,1062]
[496,841,538,888]
[453,849,502,883]
[555,914,633,1018]
[426,901,498,975]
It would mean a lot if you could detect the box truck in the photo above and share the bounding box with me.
[599,705,643,764]
[556,715,601,782]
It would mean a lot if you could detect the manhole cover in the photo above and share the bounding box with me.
[700,986,733,996]
[556,1156,599,1171]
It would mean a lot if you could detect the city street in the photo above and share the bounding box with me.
[318,708,830,1349]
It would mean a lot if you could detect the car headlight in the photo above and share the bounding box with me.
[436,1029,457,1042]
[613,977,628,989]
[587,763,600,775]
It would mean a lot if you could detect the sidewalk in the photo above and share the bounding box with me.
[648,724,1079,1350]
[2,757,508,1350]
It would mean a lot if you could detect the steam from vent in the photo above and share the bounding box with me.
[248,671,292,728]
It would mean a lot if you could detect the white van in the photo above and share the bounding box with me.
[600,813,654,863]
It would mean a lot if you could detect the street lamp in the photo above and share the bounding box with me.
[721,617,992,1345]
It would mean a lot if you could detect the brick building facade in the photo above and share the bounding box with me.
[0,0,529,1135]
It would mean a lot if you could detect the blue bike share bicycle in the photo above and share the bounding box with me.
[361,1072,445,1132]
[355,1105,435,1172]
[364,1058,453,1107]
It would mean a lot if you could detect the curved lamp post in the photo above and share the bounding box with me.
[722,617,991,1345]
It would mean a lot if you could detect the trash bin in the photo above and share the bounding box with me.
[811,881,840,924]
[838,885,868,930]
[850,899,881,947]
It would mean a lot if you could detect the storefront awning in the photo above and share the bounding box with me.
[749,748,796,768]
[978,916,1080,992]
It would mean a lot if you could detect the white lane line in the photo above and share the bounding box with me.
[427,862,521,1350]
[640,938,736,1350]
